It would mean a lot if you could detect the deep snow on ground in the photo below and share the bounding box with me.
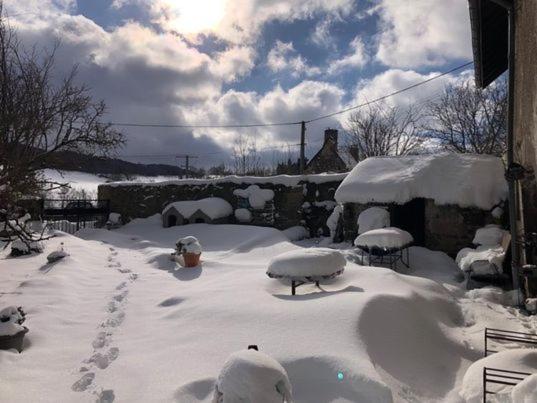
[1,217,536,403]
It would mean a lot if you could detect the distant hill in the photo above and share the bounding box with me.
[43,150,199,177]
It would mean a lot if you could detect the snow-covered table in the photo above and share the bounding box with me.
[266,248,346,295]
[354,227,413,270]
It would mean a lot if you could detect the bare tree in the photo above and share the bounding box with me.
[232,134,262,175]
[0,7,124,247]
[344,102,425,160]
[425,79,507,156]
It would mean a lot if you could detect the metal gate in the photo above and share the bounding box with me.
[42,199,110,234]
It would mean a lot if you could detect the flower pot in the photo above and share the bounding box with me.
[0,327,29,353]
[183,252,201,267]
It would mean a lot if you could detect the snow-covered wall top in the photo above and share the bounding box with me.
[335,153,507,210]
[105,173,348,188]
[163,198,233,220]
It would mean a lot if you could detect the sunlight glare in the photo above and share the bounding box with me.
[159,0,227,34]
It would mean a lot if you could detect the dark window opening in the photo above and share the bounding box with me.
[195,218,206,223]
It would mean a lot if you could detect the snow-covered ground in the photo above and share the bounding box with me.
[1,217,536,402]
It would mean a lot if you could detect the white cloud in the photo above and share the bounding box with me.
[374,0,472,68]
[328,36,368,74]
[311,17,336,49]
[267,40,320,77]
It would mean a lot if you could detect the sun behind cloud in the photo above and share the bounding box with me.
[152,0,227,35]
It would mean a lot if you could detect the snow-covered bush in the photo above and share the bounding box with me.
[10,239,44,257]
[0,306,26,337]
[175,236,202,255]
[233,185,274,209]
[234,208,252,223]
[213,349,292,403]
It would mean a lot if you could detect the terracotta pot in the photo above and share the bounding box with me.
[0,327,29,353]
[183,252,201,267]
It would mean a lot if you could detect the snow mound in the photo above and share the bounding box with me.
[460,349,537,403]
[233,185,274,209]
[214,349,292,403]
[335,153,507,210]
[163,198,232,220]
[354,227,413,249]
[512,373,537,403]
[358,207,390,234]
[282,226,309,241]
[473,224,508,246]
[267,248,346,278]
[234,208,252,223]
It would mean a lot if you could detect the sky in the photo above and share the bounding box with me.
[4,0,474,169]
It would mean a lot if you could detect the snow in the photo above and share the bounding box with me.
[234,208,252,223]
[512,373,537,402]
[213,349,292,403]
[1,216,535,402]
[176,236,202,254]
[472,224,508,246]
[326,204,343,239]
[282,226,309,241]
[267,248,346,278]
[456,245,507,274]
[354,227,414,249]
[0,306,25,337]
[163,198,233,220]
[335,153,508,210]
[459,349,537,402]
[357,206,390,234]
[107,213,121,225]
[233,185,274,209]
[106,173,348,188]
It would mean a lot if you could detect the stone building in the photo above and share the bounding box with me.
[304,129,348,174]
[334,153,508,256]
[468,0,537,266]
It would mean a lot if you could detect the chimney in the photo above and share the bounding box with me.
[324,128,338,147]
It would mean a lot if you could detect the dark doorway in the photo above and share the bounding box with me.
[391,198,426,246]
[168,215,177,227]
[195,218,206,223]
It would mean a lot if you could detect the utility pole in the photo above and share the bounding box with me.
[175,154,198,178]
[299,121,306,174]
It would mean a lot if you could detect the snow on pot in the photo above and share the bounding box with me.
[0,306,28,353]
[213,348,292,403]
[175,236,202,267]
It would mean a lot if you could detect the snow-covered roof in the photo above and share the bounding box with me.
[104,173,348,188]
[335,153,507,210]
[162,197,232,220]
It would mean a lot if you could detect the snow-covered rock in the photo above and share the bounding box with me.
[326,204,343,239]
[472,224,508,246]
[163,198,233,220]
[354,227,413,249]
[357,206,390,234]
[282,226,309,241]
[459,349,537,403]
[233,185,274,209]
[234,208,252,223]
[267,248,346,278]
[335,153,507,210]
[0,306,26,337]
[213,349,292,403]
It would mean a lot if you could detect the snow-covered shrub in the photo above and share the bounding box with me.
[0,306,26,336]
[233,185,274,209]
[175,236,202,255]
[234,208,252,223]
[213,349,292,403]
[10,239,43,257]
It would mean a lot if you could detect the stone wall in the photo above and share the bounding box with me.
[342,199,496,256]
[98,176,344,231]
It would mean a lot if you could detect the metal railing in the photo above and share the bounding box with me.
[483,367,531,403]
[484,328,537,357]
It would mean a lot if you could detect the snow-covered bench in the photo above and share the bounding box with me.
[266,248,346,295]
[354,227,413,270]
[456,225,511,288]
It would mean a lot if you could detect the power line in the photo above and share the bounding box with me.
[305,61,474,123]
[108,61,473,130]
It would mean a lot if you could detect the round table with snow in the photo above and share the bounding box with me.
[354,227,413,270]
[266,248,346,295]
